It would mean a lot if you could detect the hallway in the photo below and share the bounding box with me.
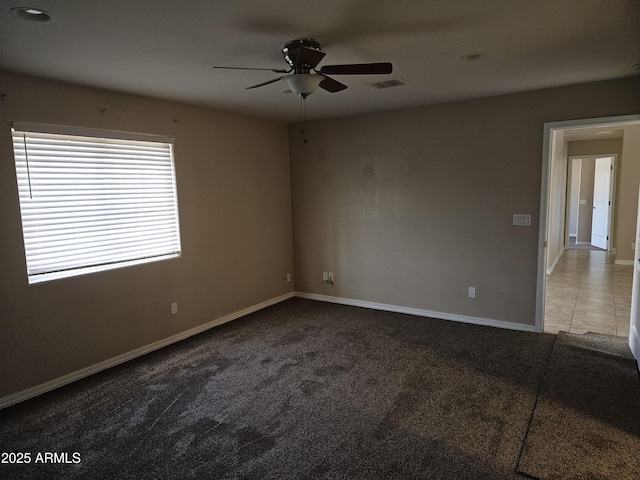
[545,249,632,336]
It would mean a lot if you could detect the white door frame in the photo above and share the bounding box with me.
[536,114,640,335]
[630,188,640,369]
[567,158,582,243]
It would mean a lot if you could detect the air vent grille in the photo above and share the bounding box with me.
[366,78,410,90]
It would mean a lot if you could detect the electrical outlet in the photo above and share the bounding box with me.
[323,271,328,281]
[328,272,334,283]
[171,302,178,315]
[468,287,476,298]
[632,243,636,250]
[286,273,291,282]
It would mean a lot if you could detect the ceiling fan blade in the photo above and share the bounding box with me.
[319,75,348,93]
[213,66,289,73]
[246,76,285,89]
[295,46,326,69]
[319,62,393,75]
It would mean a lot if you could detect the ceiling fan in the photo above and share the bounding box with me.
[213,39,393,98]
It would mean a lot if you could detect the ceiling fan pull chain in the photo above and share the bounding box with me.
[300,96,309,144]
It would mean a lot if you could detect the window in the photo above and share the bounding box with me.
[11,122,181,284]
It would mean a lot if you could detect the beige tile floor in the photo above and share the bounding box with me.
[545,249,632,337]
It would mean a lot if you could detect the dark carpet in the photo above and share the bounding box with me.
[0,299,636,479]
[516,331,640,480]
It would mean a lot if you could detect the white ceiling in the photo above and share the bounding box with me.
[1,0,638,123]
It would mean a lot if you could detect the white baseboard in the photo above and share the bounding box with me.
[294,292,536,333]
[0,292,294,409]
[547,246,565,275]
[614,259,634,266]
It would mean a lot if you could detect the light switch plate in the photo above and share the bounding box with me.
[512,214,531,226]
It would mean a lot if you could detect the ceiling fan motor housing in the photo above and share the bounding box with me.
[282,39,322,72]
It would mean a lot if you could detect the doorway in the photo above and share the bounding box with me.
[547,154,624,336]
[566,155,615,251]
[536,115,640,362]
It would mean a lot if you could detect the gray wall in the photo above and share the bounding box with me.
[0,71,293,401]
[2,70,640,404]
[289,77,640,327]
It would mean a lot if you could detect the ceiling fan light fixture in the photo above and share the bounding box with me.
[283,74,324,98]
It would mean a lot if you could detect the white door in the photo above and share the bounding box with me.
[591,157,613,250]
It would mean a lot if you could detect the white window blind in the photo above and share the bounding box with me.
[11,123,181,284]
